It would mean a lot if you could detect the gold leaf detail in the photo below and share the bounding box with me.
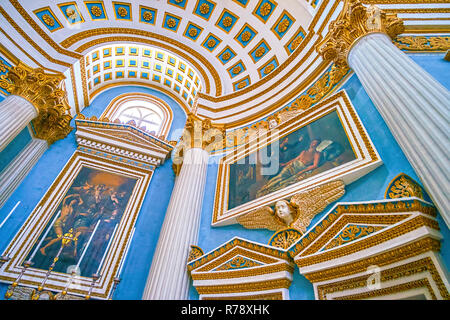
[167,18,177,28]
[259,2,272,17]
[277,18,290,33]
[207,39,216,48]
[223,16,233,27]
[143,11,153,22]
[65,7,77,20]
[264,64,275,74]
[189,28,198,37]
[117,7,128,17]
[90,5,102,17]
[255,47,266,58]
[232,66,242,74]
[241,31,251,42]
[222,52,231,60]
[200,3,210,15]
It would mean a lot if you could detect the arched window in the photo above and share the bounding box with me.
[102,93,173,138]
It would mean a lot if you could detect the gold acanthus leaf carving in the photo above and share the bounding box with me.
[317,0,404,66]
[237,180,346,233]
[0,62,73,145]
[388,175,423,200]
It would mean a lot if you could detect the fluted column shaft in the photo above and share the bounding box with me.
[0,137,47,208]
[142,147,209,299]
[347,32,450,226]
[0,95,38,152]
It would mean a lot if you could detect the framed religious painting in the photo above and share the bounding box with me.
[212,90,383,226]
[0,151,152,299]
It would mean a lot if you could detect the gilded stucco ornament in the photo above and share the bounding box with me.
[0,61,73,145]
[42,14,55,26]
[188,245,204,263]
[90,5,102,17]
[317,0,404,66]
[269,228,303,250]
[236,180,345,233]
[172,113,225,175]
[385,173,424,200]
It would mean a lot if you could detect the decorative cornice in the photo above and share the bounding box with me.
[0,61,73,145]
[317,0,404,66]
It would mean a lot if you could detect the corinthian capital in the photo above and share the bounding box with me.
[181,113,225,150]
[317,0,404,66]
[0,61,73,145]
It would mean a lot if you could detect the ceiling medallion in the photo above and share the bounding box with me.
[222,52,231,60]
[277,19,290,33]
[143,11,153,21]
[260,3,272,17]
[264,64,274,74]
[167,18,177,28]
[255,47,266,57]
[117,7,128,17]
[189,28,198,37]
[42,14,55,27]
[232,66,242,74]
[241,31,251,42]
[66,7,77,20]
[223,16,233,27]
[90,5,102,17]
[207,39,216,48]
[200,3,210,15]
[237,81,246,89]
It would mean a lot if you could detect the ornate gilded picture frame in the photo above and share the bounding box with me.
[0,151,153,299]
[212,90,382,226]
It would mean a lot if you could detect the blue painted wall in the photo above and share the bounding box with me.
[0,86,186,299]
[192,53,450,299]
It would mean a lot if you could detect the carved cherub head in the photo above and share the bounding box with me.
[274,200,295,226]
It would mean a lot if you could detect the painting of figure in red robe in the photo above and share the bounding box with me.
[25,167,137,277]
[228,111,356,210]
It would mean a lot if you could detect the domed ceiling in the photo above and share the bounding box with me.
[0,0,448,123]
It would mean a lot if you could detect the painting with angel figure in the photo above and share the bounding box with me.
[24,167,137,277]
[227,111,356,210]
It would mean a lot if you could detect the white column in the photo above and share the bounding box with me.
[0,137,47,208]
[142,147,209,300]
[0,95,38,152]
[347,32,450,227]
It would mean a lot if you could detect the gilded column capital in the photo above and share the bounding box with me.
[0,61,73,145]
[317,0,404,66]
[172,113,225,176]
[180,113,226,151]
